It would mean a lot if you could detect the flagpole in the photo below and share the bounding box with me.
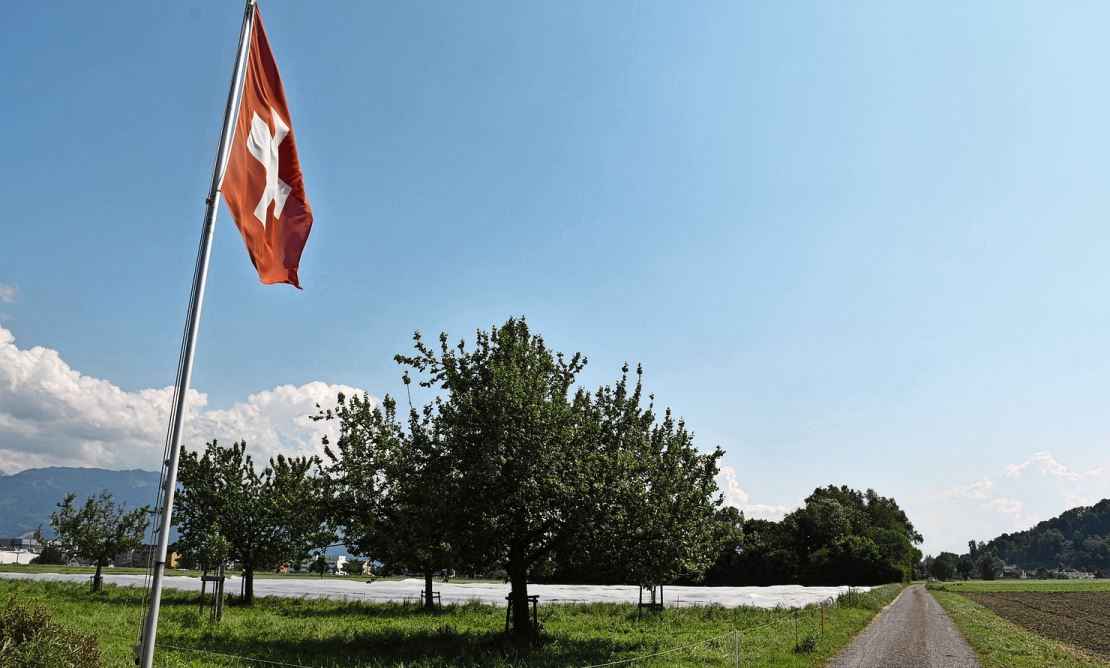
[138,1,256,666]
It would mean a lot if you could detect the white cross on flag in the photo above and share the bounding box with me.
[221,7,313,288]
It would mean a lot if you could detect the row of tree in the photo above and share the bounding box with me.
[175,318,725,639]
[924,499,1110,582]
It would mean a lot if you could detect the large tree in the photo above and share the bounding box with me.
[320,392,459,609]
[175,440,333,603]
[396,318,722,639]
[37,491,148,592]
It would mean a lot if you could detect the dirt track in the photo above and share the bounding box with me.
[827,585,980,668]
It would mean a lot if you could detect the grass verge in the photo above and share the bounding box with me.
[930,589,1109,668]
[0,578,903,667]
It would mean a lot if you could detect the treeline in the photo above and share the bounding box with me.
[701,486,922,586]
[982,498,1110,572]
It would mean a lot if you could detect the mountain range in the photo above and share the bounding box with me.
[0,467,161,538]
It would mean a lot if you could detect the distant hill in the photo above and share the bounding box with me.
[0,467,161,538]
[984,499,1110,572]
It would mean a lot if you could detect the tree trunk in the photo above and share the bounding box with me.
[242,567,254,604]
[93,559,103,592]
[508,553,531,642]
[424,570,435,610]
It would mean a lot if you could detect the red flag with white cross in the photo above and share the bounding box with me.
[221,7,313,288]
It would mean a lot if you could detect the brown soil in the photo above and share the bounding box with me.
[962,591,1110,659]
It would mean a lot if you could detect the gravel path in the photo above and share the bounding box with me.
[827,585,980,668]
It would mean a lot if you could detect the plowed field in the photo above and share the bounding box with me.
[962,591,1110,659]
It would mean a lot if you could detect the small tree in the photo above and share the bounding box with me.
[176,440,333,604]
[35,491,148,592]
[30,544,66,566]
[320,393,459,611]
[310,555,329,576]
[342,559,366,576]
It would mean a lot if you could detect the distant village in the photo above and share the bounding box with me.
[0,537,368,575]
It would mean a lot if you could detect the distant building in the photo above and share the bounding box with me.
[0,537,42,553]
[114,545,180,569]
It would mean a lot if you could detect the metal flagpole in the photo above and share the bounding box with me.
[137,1,256,666]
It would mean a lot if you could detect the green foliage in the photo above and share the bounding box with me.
[318,392,457,608]
[342,558,365,576]
[28,544,65,566]
[930,552,957,581]
[194,525,230,572]
[705,486,921,586]
[382,317,723,637]
[34,491,147,592]
[975,548,1004,581]
[176,440,334,603]
[702,507,745,584]
[956,553,974,579]
[795,633,818,653]
[0,596,100,668]
[974,498,1110,572]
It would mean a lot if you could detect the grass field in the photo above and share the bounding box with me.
[0,579,904,667]
[930,581,1110,668]
[937,579,1110,593]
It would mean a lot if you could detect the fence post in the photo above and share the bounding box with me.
[794,609,799,651]
[733,629,739,668]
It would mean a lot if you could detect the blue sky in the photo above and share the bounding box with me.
[2,1,1109,555]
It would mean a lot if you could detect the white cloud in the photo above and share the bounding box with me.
[908,451,1110,555]
[0,285,17,303]
[0,325,373,473]
[716,464,796,521]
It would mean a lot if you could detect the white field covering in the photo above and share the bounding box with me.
[0,572,868,609]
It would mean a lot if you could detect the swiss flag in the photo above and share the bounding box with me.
[221,7,313,288]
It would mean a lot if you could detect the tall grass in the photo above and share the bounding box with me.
[0,595,100,668]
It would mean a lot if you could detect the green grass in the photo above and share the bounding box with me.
[934,579,1110,593]
[930,589,1108,668]
[0,579,904,667]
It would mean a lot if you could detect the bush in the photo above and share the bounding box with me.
[0,596,100,668]
[795,633,818,653]
[28,545,65,566]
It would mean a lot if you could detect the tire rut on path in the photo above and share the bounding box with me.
[827,585,980,668]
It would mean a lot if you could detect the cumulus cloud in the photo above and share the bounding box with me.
[0,325,372,473]
[909,451,1110,555]
[716,464,796,521]
[0,285,17,303]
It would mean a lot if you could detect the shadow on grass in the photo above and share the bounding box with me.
[159,626,645,668]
